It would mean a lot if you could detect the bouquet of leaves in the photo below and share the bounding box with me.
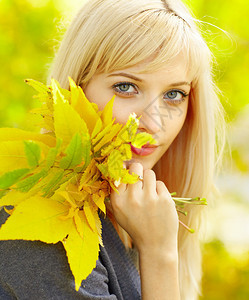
[0,78,206,290]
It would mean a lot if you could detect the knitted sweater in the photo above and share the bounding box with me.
[0,209,141,300]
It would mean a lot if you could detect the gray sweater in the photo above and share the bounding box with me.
[0,209,141,299]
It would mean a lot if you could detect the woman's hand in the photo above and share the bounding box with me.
[110,162,181,299]
[110,162,179,255]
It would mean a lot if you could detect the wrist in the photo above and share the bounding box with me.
[138,245,178,264]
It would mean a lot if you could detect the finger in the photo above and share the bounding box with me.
[110,182,127,197]
[143,169,157,194]
[128,162,143,189]
[156,181,176,207]
[110,182,127,213]
[156,180,169,196]
[117,182,127,193]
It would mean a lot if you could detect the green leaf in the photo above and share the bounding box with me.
[81,135,92,170]
[0,190,7,198]
[42,169,65,197]
[60,133,84,170]
[0,168,30,190]
[16,169,48,193]
[24,141,41,168]
[96,164,108,177]
[46,139,62,170]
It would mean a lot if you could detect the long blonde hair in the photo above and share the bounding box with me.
[48,0,226,299]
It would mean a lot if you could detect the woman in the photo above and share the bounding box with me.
[0,0,225,299]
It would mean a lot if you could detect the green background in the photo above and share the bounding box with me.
[0,0,248,298]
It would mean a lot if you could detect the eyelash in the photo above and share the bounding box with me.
[112,81,189,105]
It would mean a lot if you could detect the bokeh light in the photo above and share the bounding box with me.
[0,0,248,298]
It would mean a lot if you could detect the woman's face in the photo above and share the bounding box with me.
[84,54,192,170]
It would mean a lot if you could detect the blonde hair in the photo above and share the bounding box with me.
[48,0,226,299]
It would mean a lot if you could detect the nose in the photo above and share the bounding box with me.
[136,96,164,135]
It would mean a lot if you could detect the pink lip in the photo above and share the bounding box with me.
[130,143,158,156]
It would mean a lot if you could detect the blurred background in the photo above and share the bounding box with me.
[0,0,248,298]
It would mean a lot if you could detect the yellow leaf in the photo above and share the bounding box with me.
[4,207,14,215]
[52,82,89,148]
[92,121,115,146]
[25,78,51,95]
[92,209,103,247]
[73,210,83,238]
[69,78,102,136]
[29,106,51,117]
[68,77,80,107]
[93,123,123,153]
[42,116,55,133]
[79,159,97,190]
[91,117,103,140]
[91,102,99,113]
[84,202,96,232]
[0,191,28,207]
[107,150,123,179]
[100,143,118,157]
[77,88,101,135]
[118,143,132,161]
[0,128,56,148]
[58,191,77,209]
[108,180,119,194]
[60,207,75,221]
[100,95,116,127]
[132,132,157,148]
[0,141,29,174]
[121,169,139,184]
[92,191,106,214]
[65,183,88,204]
[63,213,99,291]
[0,196,73,243]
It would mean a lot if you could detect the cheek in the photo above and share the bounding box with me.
[112,104,131,125]
[84,81,132,125]
[163,103,188,140]
[84,81,111,111]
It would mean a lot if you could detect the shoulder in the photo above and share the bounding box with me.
[0,209,141,299]
[0,209,118,299]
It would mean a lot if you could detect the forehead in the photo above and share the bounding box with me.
[110,52,192,82]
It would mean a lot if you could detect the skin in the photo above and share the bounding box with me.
[84,53,192,299]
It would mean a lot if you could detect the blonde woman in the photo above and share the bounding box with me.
[0,0,225,299]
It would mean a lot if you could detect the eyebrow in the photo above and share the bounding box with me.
[107,72,191,86]
[107,72,143,82]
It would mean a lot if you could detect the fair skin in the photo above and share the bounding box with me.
[84,53,192,299]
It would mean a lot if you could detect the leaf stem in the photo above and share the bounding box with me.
[178,220,195,233]
[176,209,188,216]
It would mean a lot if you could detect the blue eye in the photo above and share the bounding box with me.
[112,82,137,96]
[112,82,138,96]
[164,89,188,104]
[112,82,189,104]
